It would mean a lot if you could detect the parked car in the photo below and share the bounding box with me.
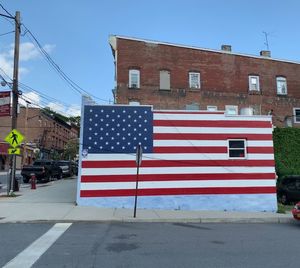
[21,160,63,183]
[292,202,300,220]
[277,175,300,204]
[56,160,77,177]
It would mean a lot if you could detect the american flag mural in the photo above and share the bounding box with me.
[77,103,277,212]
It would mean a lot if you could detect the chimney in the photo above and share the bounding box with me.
[260,50,271,57]
[221,45,232,52]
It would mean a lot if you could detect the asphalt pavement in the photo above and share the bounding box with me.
[0,174,294,224]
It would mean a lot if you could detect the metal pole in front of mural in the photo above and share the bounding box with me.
[133,144,143,218]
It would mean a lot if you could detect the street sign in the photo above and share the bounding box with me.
[0,91,11,117]
[4,129,24,148]
[8,148,21,155]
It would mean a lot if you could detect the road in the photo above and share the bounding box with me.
[1,222,299,268]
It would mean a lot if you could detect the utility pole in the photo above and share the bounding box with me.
[8,11,21,195]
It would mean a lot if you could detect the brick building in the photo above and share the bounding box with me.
[109,35,300,127]
[0,106,79,169]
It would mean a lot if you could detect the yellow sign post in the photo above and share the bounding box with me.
[8,148,21,155]
[5,129,24,148]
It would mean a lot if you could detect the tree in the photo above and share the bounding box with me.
[63,138,79,160]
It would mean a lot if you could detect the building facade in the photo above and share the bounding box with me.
[0,106,79,169]
[109,35,300,127]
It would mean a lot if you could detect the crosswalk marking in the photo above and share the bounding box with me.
[3,223,72,268]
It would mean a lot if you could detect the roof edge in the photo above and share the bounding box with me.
[111,35,300,65]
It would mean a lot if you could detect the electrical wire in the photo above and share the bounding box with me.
[21,24,110,103]
[0,3,14,18]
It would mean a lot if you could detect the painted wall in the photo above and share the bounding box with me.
[77,103,277,212]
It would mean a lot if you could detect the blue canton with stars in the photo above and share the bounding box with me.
[83,105,153,154]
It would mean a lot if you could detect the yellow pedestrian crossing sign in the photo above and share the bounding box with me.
[5,129,24,148]
[8,148,21,155]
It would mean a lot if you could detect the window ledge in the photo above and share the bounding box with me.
[277,93,288,97]
[248,91,261,95]
[128,87,140,90]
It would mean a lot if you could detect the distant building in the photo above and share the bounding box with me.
[109,35,300,127]
[0,106,79,169]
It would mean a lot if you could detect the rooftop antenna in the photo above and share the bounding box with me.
[263,31,270,51]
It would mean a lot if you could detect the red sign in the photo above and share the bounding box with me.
[0,91,11,116]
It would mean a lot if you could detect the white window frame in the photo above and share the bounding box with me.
[129,69,140,88]
[276,76,287,95]
[248,75,260,91]
[228,139,247,159]
[129,101,140,106]
[293,108,300,123]
[207,106,217,111]
[225,105,238,115]
[189,72,200,89]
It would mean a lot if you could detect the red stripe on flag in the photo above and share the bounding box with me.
[154,120,271,128]
[81,173,276,183]
[154,146,274,154]
[154,111,224,115]
[247,147,274,154]
[80,186,276,197]
[153,146,227,153]
[154,133,273,140]
[82,159,275,168]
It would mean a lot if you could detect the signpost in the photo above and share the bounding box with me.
[133,144,143,218]
[4,129,24,194]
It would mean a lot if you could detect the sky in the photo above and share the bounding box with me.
[0,0,300,117]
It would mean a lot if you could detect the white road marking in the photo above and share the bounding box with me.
[3,223,72,268]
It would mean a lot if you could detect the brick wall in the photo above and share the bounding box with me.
[112,37,300,126]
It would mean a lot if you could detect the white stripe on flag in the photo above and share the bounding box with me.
[154,127,273,134]
[81,166,275,176]
[80,179,276,191]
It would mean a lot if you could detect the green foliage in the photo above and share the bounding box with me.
[63,139,79,160]
[273,127,300,178]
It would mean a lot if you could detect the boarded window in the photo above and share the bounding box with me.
[160,70,170,90]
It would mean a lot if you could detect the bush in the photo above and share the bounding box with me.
[273,127,300,178]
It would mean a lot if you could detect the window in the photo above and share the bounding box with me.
[207,106,217,111]
[248,75,260,91]
[276,76,287,95]
[225,105,238,115]
[129,101,140,106]
[228,139,246,158]
[189,72,200,89]
[160,70,170,90]
[186,103,199,110]
[129,69,140,88]
[293,108,300,123]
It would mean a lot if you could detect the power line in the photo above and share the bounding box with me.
[21,24,110,103]
[0,30,14,37]
[0,3,14,18]
[0,66,77,110]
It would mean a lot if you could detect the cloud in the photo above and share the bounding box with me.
[47,101,81,117]
[19,92,41,108]
[0,42,55,78]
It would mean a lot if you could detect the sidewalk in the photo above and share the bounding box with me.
[0,178,294,224]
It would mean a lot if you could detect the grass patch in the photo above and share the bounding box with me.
[277,203,294,214]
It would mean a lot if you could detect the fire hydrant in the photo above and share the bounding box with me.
[30,173,36,190]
